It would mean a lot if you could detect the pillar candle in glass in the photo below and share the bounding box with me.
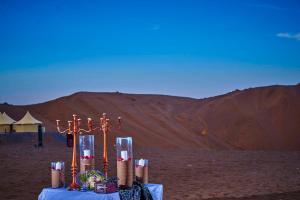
[116,137,133,188]
[135,159,149,184]
[79,135,95,173]
[51,161,65,188]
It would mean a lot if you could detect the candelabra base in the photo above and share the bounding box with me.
[69,182,80,190]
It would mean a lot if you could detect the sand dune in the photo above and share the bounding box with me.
[1,133,300,200]
[1,84,300,200]
[1,84,300,150]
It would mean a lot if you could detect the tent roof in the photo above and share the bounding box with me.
[0,112,14,125]
[0,113,6,125]
[14,111,42,125]
[2,112,16,124]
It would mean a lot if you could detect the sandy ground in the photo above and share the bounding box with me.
[1,133,300,200]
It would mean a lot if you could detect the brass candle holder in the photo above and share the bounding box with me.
[98,113,122,178]
[56,114,94,190]
[56,113,121,189]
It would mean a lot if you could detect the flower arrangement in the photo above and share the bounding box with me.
[78,170,118,193]
[78,170,105,190]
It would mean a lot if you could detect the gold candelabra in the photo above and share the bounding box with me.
[56,113,121,189]
[56,114,93,189]
[99,113,122,178]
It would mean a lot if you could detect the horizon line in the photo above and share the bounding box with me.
[1,83,299,107]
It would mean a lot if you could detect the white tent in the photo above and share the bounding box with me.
[14,111,42,133]
[2,112,16,124]
[0,112,15,133]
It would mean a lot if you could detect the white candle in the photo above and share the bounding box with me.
[83,149,91,157]
[55,162,62,170]
[121,151,128,160]
[138,159,145,166]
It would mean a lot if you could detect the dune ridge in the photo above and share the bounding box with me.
[1,84,299,150]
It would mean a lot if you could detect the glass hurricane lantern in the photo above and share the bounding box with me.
[79,135,95,173]
[116,137,133,188]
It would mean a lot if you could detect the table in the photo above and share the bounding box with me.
[38,184,163,200]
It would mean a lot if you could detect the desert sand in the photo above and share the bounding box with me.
[0,84,300,150]
[0,84,300,199]
[0,133,300,200]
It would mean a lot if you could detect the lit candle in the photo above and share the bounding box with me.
[84,149,91,157]
[88,118,93,130]
[55,162,62,170]
[121,151,128,160]
[138,159,145,166]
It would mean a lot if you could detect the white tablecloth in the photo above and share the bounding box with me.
[38,184,163,200]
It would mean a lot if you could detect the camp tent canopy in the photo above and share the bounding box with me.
[2,112,16,124]
[0,113,8,132]
[0,112,15,133]
[14,111,42,133]
[0,112,5,124]
[14,111,42,125]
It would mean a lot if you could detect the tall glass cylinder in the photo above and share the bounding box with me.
[51,161,65,188]
[116,137,133,188]
[79,135,95,173]
[135,159,149,184]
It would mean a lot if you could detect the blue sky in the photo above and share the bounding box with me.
[0,0,299,105]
